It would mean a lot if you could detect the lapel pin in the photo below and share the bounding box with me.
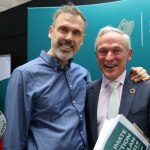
[130,88,136,94]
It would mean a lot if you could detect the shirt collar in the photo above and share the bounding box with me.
[40,50,73,70]
[102,70,126,88]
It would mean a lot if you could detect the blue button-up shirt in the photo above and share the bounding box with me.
[4,50,91,150]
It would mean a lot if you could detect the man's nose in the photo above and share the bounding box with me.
[105,51,114,61]
[65,32,73,41]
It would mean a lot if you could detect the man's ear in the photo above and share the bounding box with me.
[48,26,53,39]
[127,49,132,61]
[80,34,85,46]
[96,52,98,61]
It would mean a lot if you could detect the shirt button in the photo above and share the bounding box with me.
[79,114,83,120]
[69,85,72,88]
[80,131,83,135]
[79,114,83,118]
[73,100,76,104]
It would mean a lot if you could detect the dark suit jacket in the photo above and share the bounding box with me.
[85,74,150,150]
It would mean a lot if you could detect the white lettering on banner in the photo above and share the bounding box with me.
[113,129,141,150]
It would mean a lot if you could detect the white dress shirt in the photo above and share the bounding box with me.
[97,70,126,135]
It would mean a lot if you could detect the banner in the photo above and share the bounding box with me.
[0,55,11,149]
[0,55,11,111]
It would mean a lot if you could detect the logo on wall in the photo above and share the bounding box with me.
[0,111,7,139]
[118,19,135,36]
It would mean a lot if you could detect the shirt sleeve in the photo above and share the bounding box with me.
[4,69,31,150]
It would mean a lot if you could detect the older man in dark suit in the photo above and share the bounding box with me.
[85,26,150,150]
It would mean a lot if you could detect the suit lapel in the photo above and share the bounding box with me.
[119,74,137,117]
[88,79,102,142]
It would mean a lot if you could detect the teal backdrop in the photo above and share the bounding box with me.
[0,79,8,112]
[28,0,150,81]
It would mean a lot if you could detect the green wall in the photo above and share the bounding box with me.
[0,79,8,112]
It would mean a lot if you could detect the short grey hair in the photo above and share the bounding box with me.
[95,26,131,52]
[52,3,86,27]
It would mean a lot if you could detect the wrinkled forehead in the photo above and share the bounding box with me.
[96,32,127,49]
[53,13,86,32]
[99,32,126,44]
[54,12,85,24]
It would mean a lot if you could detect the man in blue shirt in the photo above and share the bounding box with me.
[4,4,150,150]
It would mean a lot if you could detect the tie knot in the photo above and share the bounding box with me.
[109,81,120,89]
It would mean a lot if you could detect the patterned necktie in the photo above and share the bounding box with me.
[107,81,120,119]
